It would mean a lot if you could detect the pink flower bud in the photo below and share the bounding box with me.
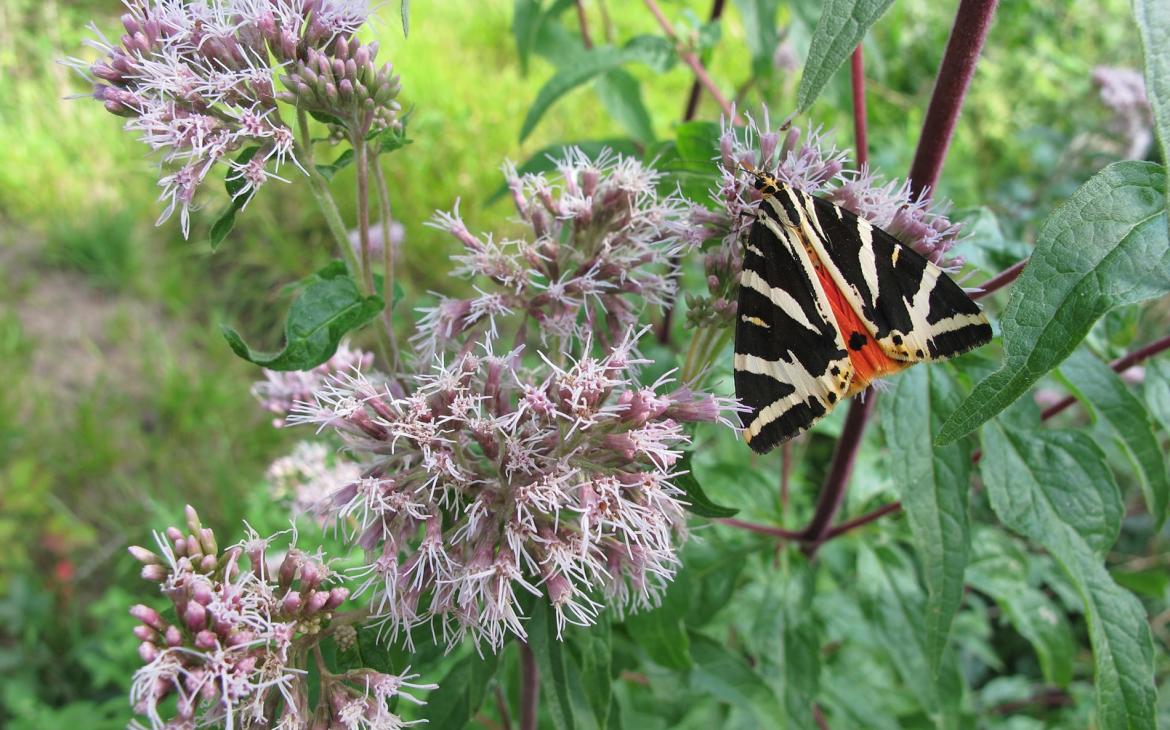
[127,545,160,565]
[138,641,158,662]
[133,625,155,641]
[306,590,330,613]
[130,604,164,630]
[184,601,207,631]
[195,630,218,650]
[283,591,302,614]
[164,625,183,647]
[326,586,349,609]
[141,564,168,582]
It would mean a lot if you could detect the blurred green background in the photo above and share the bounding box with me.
[0,0,1145,725]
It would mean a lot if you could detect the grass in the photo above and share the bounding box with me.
[0,0,1149,721]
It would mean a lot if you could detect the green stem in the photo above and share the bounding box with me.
[372,160,401,371]
[354,137,376,297]
[296,109,362,279]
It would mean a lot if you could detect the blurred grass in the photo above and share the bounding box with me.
[0,0,1146,721]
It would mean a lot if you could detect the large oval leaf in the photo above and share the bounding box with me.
[795,0,895,113]
[938,161,1170,444]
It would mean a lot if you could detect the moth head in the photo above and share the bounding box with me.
[738,164,783,197]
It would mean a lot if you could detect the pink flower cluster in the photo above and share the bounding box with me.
[127,506,350,728]
[253,341,374,426]
[267,440,362,519]
[417,148,693,360]
[286,334,736,650]
[688,111,965,328]
[73,0,400,236]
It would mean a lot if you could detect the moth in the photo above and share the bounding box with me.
[734,170,992,454]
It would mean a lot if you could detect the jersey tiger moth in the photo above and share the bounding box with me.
[734,171,993,454]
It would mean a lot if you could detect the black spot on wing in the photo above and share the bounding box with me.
[848,331,867,351]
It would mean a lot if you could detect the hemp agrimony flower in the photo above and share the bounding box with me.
[72,0,401,237]
[417,149,693,360]
[285,335,737,650]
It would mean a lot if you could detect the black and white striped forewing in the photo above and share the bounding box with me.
[734,200,853,454]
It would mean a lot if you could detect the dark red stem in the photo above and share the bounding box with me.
[575,0,593,49]
[801,392,877,552]
[718,517,804,541]
[907,0,999,199]
[973,258,1027,300]
[824,501,902,540]
[851,46,868,167]
[519,641,539,730]
[1042,333,1170,420]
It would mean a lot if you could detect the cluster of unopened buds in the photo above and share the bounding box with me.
[126,506,363,728]
[417,148,694,360]
[74,0,401,236]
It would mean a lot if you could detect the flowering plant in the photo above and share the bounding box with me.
[67,1,1170,728]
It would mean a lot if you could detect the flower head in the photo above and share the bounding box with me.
[285,334,736,650]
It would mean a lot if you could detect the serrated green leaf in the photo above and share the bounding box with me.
[857,544,964,728]
[594,69,656,145]
[1134,0,1170,224]
[796,0,895,113]
[688,632,785,725]
[732,0,780,78]
[981,421,1155,729]
[621,34,676,73]
[1058,348,1170,526]
[221,270,383,371]
[1144,357,1170,434]
[674,450,739,518]
[938,161,1170,444]
[880,366,971,678]
[750,560,821,730]
[419,649,499,730]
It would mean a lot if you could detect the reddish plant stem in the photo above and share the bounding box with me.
[907,0,999,198]
[850,46,868,167]
[683,0,728,120]
[519,641,539,730]
[801,392,877,552]
[494,685,513,730]
[813,704,831,730]
[718,517,805,541]
[644,0,741,123]
[973,257,1027,300]
[575,0,593,49]
[780,441,792,512]
[824,501,902,540]
[1042,333,1170,420]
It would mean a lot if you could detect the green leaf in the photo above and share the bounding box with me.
[315,148,355,181]
[209,146,261,248]
[419,650,500,730]
[749,560,821,730]
[624,601,692,671]
[571,613,613,729]
[520,46,629,141]
[308,109,346,127]
[1058,348,1170,526]
[529,602,578,730]
[1144,357,1170,434]
[732,0,780,78]
[520,42,678,141]
[857,544,964,728]
[982,422,1155,729]
[621,35,676,73]
[594,69,656,145]
[688,632,785,725]
[966,530,1076,687]
[880,366,971,677]
[512,0,543,74]
[674,450,739,518]
[399,0,409,37]
[796,0,895,113]
[674,120,721,163]
[221,269,383,371]
[938,161,1170,444]
[1134,0,1170,223]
